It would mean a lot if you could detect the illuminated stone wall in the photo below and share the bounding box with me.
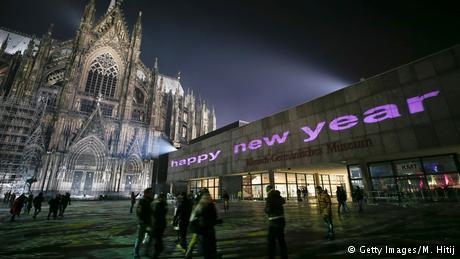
[169,45,460,183]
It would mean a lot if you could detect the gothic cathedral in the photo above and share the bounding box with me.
[0,0,216,196]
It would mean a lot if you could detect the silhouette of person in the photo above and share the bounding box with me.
[265,185,288,259]
[130,191,140,213]
[59,192,71,217]
[151,192,168,259]
[317,186,334,239]
[173,192,193,252]
[47,194,60,220]
[133,188,154,259]
[222,190,230,213]
[33,192,44,219]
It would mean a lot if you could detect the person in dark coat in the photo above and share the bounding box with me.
[33,192,44,219]
[353,186,364,212]
[130,192,140,213]
[47,194,60,220]
[59,192,71,217]
[265,185,288,259]
[336,186,349,214]
[222,190,230,212]
[133,188,154,259]
[9,193,16,208]
[173,192,193,252]
[151,192,168,259]
[317,186,334,239]
[26,193,34,214]
[10,194,26,222]
[4,190,11,204]
[185,190,220,259]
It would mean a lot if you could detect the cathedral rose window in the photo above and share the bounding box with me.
[84,53,119,99]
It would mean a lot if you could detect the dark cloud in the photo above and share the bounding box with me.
[0,0,459,127]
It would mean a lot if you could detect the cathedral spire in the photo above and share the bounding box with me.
[130,10,142,51]
[134,11,142,35]
[47,23,54,36]
[107,0,116,13]
[0,33,9,55]
[154,57,159,72]
[81,0,96,26]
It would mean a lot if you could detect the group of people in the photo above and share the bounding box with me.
[266,184,367,258]
[3,191,71,221]
[133,187,221,259]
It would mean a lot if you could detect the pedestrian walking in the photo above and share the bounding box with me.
[173,192,193,252]
[302,188,308,203]
[10,194,26,222]
[59,192,71,217]
[150,192,168,259]
[33,192,44,219]
[316,186,334,240]
[130,191,140,213]
[9,192,16,208]
[47,194,60,220]
[4,190,11,204]
[336,186,349,214]
[353,186,364,212]
[26,193,34,215]
[133,188,154,259]
[265,185,288,259]
[185,190,220,259]
[222,190,230,213]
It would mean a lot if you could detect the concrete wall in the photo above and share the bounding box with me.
[168,45,460,181]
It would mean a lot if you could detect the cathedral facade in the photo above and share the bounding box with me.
[0,0,216,196]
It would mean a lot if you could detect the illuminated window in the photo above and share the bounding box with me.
[182,125,187,139]
[183,112,188,122]
[101,104,113,117]
[134,88,144,104]
[80,99,94,113]
[132,109,145,122]
[84,53,118,98]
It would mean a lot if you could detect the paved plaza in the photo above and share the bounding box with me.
[0,199,459,258]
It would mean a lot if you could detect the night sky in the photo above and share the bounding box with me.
[1,0,459,128]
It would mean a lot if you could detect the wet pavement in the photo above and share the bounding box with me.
[0,199,459,258]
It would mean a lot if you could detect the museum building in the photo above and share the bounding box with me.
[168,45,460,202]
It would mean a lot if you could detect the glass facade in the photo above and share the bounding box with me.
[348,165,365,191]
[273,172,318,200]
[368,154,460,200]
[242,173,270,200]
[189,178,219,200]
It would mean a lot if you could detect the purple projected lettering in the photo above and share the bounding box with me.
[363,104,401,123]
[329,115,358,131]
[170,90,441,168]
[407,90,440,114]
[249,139,263,150]
[301,121,326,142]
[170,150,221,168]
[234,131,290,154]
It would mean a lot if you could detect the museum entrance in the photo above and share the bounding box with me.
[239,166,350,201]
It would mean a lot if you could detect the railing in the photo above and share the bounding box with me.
[366,188,460,205]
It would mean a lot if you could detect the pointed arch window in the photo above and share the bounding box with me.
[85,53,118,98]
